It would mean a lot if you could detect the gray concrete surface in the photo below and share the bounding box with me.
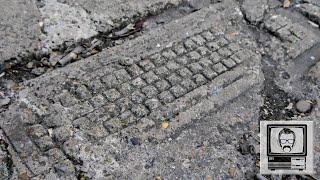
[0,0,41,67]
[38,0,182,53]
[0,0,320,179]
[0,0,183,66]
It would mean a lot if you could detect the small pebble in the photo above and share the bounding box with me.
[285,102,293,110]
[130,137,141,146]
[226,136,232,144]
[161,122,169,129]
[296,100,312,113]
[31,67,46,75]
[281,71,290,79]
[26,62,34,69]
[283,0,290,8]
[228,167,236,178]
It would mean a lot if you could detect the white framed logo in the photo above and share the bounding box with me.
[260,121,314,174]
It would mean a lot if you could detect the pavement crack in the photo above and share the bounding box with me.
[1,2,197,84]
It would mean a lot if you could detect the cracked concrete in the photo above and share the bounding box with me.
[241,0,268,24]
[38,0,183,53]
[0,0,41,68]
[39,0,98,52]
[0,0,183,68]
[1,0,320,179]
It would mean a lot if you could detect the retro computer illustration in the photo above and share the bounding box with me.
[260,121,314,174]
[267,124,307,171]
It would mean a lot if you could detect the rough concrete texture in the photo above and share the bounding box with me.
[39,0,98,52]
[296,2,320,26]
[241,0,268,24]
[1,0,320,179]
[0,0,183,66]
[0,0,41,67]
[38,0,182,52]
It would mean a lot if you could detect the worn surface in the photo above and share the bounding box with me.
[0,0,41,67]
[0,0,183,66]
[37,0,182,53]
[1,0,320,179]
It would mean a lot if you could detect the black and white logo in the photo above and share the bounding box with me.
[260,121,314,175]
[278,128,296,153]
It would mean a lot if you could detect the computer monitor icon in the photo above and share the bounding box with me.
[267,124,307,171]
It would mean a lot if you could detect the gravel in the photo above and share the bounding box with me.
[295,100,312,113]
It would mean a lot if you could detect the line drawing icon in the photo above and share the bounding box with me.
[278,128,296,153]
[260,121,314,174]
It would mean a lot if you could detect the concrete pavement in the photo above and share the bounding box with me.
[0,0,320,179]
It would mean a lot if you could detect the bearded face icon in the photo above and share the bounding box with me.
[278,128,296,152]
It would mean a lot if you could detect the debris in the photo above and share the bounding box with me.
[40,57,50,66]
[285,102,293,110]
[283,0,290,8]
[49,54,62,67]
[81,39,103,58]
[79,175,86,180]
[295,100,312,113]
[114,39,124,45]
[39,21,44,29]
[58,46,84,66]
[238,143,251,155]
[111,20,145,39]
[114,23,135,37]
[31,67,46,76]
[308,21,319,28]
[161,122,169,129]
[48,128,53,137]
[130,137,141,146]
[228,167,236,178]
[91,39,103,49]
[0,97,10,107]
[26,62,34,69]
